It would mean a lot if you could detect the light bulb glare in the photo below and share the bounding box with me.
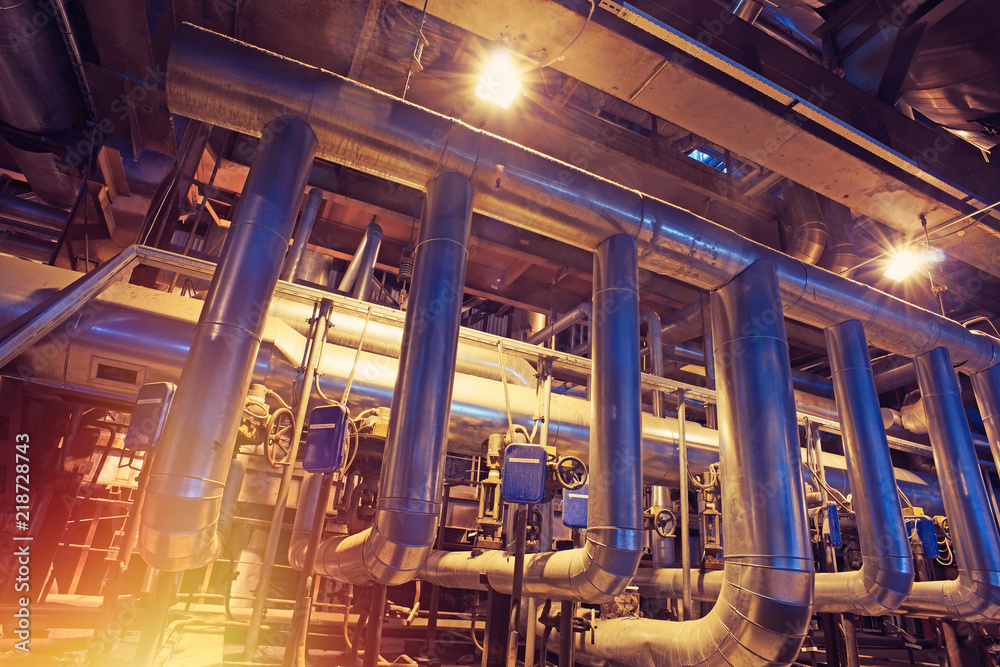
[476,50,522,108]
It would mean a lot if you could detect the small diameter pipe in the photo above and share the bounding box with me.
[678,388,691,620]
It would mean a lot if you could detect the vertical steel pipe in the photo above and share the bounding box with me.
[972,363,1000,475]
[641,309,664,418]
[586,260,813,666]
[138,115,317,571]
[900,348,1000,620]
[420,234,644,603]
[336,221,384,300]
[281,187,323,282]
[813,320,913,614]
[291,172,473,585]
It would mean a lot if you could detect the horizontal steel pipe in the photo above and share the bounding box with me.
[0,256,948,515]
[525,302,591,346]
[166,24,1000,373]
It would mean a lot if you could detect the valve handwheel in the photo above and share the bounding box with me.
[556,456,588,489]
[265,407,295,467]
[654,508,676,538]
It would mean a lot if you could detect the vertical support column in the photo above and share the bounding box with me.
[138,116,317,572]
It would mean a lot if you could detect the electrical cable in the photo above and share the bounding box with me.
[538,0,596,69]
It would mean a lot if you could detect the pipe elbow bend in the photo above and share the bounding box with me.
[948,571,1000,621]
[571,530,644,603]
[847,558,914,616]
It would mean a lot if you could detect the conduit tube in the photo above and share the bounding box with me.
[290,171,473,586]
[336,221,383,300]
[281,187,323,282]
[165,24,1000,373]
[587,261,813,666]
[813,320,913,614]
[898,348,1000,620]
[138,116,317,571]
[420,234,643,603]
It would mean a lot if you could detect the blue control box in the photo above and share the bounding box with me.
[124,382,176,451]
[501,443,547,504]
[825,502,842,548]
[303,405,349,473]
[562,483,589,529]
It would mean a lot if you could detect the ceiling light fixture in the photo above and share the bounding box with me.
[884,247,944,282]
[476,50,522,109]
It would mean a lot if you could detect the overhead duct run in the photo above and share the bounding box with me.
[165,24,1000,374]
[420,234,643,603]
[289,171,474,586]
[138,116,318,572]
[582,261,813,666]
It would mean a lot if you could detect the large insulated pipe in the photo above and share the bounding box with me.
[0,256,949,514]
[165,25,1000,373]
[659,298,707,345]
[336,221,384,300]
[578,261,814,665]
[138,116,317,571]
[813,320,913,614]
[898,348,1000,620]
[420,234,643,603]
[280,187,323,282]
[0,0,82,133]
[972,363,1000,474]
[289,171,473,586]
[783,181,827,265]
[0,192,67,238]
